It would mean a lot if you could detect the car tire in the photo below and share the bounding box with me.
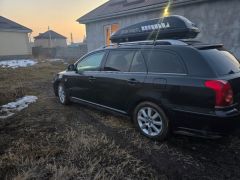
[133,101,170,141]
[58,83,70,105]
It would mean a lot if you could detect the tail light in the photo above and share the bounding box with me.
[205,80,233,108]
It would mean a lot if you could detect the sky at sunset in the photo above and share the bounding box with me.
[0,0,108,43]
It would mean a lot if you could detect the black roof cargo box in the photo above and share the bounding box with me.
[110,15,200,43]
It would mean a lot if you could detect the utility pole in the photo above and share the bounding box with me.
[71,33,74,44]
[48,26,52,48]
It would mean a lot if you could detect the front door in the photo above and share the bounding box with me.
[67,51,106,102]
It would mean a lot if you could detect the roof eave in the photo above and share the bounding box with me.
[34,37,67,40]
[0,28,32,33]
[77,0,210,24]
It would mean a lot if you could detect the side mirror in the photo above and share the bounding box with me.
[67,64,75,71]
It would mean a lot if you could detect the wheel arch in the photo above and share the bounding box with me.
[53,80,61,96]
[127,96,168,118]
[131,97,171,140]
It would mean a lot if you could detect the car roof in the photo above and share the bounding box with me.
[92,39,220,78]
[99,39,223,51]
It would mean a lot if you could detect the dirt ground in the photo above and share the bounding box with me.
[0,60,240,180]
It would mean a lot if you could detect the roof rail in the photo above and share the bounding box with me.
[101,44,118,49]
[194,44,223,50]
[118,39,188,46]
[181,39,203,45]
[100,40,223,50]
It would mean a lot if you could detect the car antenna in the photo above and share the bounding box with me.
[154,0,171,46]
[153,32,158,46]
[153,17,165,46]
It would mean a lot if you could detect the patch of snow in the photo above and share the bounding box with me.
[0,59,37,69]
[0,96,38,119]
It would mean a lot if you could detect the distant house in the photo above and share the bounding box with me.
[77,0,240,58]
[34,30,67,48]
[0,16,32,60]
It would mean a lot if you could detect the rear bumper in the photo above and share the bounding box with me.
[171,106,240,137]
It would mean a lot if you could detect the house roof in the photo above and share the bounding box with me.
[77,0,209,24]
[0,16,32,33]
[34,30,67,40]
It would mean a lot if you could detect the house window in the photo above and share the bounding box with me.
[104,23,119,46]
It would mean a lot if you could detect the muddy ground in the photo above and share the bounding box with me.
[0,60,240,180]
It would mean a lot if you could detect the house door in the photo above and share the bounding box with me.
[104,24,119,46]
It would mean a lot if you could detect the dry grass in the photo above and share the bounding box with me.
[83,109,132,129]
[0,60,159,179]
[1,59,240,179]
[0,76,28,105]
[0,125,157,180]
[83,108,202,169]
[0,60,67,105]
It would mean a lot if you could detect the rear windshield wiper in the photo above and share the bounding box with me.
[227,70,235,75]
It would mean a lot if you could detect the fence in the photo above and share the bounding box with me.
[0,55,33,61]
[32,43,88,60]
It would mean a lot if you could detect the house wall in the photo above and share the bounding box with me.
[0,31,31,57]
[85,0,240,58]
[34,39,67,48]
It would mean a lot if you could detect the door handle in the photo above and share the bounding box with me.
[127,79,139,85]
[89,76,96,81]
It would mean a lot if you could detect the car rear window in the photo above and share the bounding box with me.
[104,50,135,72]
[200,49,240,76]
[142,50,185,74]
[130,51,147,72]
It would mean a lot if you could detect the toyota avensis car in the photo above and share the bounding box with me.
[53,16,240,141]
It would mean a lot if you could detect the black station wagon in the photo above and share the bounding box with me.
[53,16,240,140]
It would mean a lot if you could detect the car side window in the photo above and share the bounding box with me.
[130,51,147,72]
[76,52,105,72]
[104,50,135,72]
[142,50,185,74]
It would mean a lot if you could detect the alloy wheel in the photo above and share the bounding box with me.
[137,107,163,137]
[58,85,65,103]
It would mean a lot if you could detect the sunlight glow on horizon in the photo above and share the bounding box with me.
[0,0,108,43]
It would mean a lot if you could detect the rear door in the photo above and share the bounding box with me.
[125,50,148,110]
[93,49,146,112]
[142,49,187,109]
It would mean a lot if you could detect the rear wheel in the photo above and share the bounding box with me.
[133,102,169,141]
[58,83,70,105]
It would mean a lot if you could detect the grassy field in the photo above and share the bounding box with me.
[1,60,240,179]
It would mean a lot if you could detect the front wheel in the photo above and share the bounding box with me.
[58,83,70,105]
[133,102,170,141]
